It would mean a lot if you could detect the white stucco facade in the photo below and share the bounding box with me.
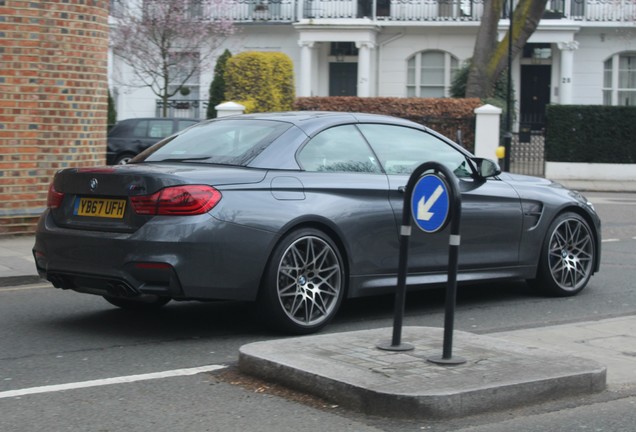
[108,1,636,124]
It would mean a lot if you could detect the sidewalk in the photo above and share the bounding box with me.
[0,235,40,287]
[2,181,635,418]
[557,179,636,193]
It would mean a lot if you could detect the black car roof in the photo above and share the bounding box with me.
[211,111,424,137]
[108,117,199,137]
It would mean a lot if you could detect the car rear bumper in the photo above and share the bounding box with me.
[33,211,276,302]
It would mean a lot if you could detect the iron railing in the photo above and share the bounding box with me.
[156,99,208,119]
[176,0,636,22]
[510,131,546,177]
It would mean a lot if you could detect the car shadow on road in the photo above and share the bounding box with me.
[331,280,537,331]
[40,299,274,341]
[37,280,538,340]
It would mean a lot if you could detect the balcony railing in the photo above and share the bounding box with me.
[303,0,485,21]
[209,0,297,21]
[549,0,636,21]
[128,0,636,23]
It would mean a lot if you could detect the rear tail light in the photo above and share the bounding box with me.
[130,185,222,216]
[47,183,64,208]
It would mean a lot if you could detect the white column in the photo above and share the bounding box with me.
[557,41,579,105]
[356,42,374,97]
[298,41,315,97]
[474,104,502,160]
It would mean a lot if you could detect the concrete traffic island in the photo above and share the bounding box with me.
[238,326,607,419]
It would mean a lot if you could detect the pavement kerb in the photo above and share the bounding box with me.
[0,275,44,287]
[238,326,607,419]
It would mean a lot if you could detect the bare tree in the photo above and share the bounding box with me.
[466,0,549,98]
[110,0,235,117]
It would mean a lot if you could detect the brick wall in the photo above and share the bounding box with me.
[0,0,109,235]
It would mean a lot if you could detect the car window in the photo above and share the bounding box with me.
[141,119,292,166]
[298,125,381,173]
[107,120,135,138]
[357,124,472,178]
[177,120,198,131]
[132,120,148,138]
[148,120,174,138]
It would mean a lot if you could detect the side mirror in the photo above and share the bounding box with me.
[472,158,501,179]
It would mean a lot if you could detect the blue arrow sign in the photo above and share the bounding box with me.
[411,174,450,233]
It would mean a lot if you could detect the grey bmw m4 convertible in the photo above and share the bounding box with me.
[34,111,601,334]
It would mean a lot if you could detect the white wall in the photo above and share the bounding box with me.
[560,27,636,106]
[546,162,636,181]
[376,27,477,97]
[111,26,299,121]
[109,21,636,121]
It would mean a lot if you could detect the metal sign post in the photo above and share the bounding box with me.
[377,162,465,365]
[426,166,465,365]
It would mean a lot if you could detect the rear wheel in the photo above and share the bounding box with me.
[530,212,595,296]
[103,295,170,311]
[113,153,135,165]
[259,228,345,334]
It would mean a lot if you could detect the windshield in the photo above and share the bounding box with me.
[139,119,292,166]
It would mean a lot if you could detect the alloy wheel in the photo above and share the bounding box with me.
[276,235,343,328]
[547,217,594,292]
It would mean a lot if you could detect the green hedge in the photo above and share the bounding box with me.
[224,51,295,113]
[546,105,636,163]
[207,49,232,119]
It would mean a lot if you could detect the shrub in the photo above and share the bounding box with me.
[294,97,482,151]
[546,105,636,163]
[225,51,295,113]
[207,49,232,119]
[107,89,117,126]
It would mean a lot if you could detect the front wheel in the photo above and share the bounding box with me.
[530,212,595,296]
[258,228,346,335]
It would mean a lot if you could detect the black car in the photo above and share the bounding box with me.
[107,117,199,165]
[35,112,601,334]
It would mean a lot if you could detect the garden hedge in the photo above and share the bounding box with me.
[224,51,295,113]
[294,97,482,151]
[546,105,636,163]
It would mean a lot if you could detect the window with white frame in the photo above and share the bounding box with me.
[406,50,458,98]
[167,52,201,100]
[603,52,636,106]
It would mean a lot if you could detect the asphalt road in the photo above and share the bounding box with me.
[1,191,635,431]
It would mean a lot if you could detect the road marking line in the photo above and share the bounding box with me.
[602,239,620,243]
[0,284,51,292]
[0,365,226,399]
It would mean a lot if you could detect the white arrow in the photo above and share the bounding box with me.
[417,185,444,221]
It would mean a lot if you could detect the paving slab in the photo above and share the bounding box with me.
[492,316,636,388]
[0,236,41,286]
[239,326,606,419]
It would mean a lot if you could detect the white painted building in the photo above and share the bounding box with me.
[109,0,636,132]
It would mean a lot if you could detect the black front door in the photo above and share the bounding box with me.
[520,65,551,130]
[329,63,358,96]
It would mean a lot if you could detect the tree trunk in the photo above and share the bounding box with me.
[466,0,549,99]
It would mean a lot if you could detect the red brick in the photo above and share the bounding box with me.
[0,1,108,235]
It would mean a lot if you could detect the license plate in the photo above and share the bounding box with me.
[74,197,126,219]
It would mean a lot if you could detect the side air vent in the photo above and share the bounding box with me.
[521,200,544,230]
